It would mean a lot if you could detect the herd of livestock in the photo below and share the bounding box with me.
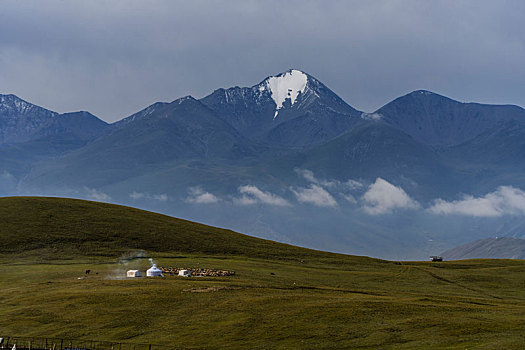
[159,266,235,277]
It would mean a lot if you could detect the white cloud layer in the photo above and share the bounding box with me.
[291,184,338,207]
[129,191,144,200]
[344,179,364,190]
[186,187,220,204]
[295,168,363,190]
[361,178,419,214]
[341,193,357,204]
[235,185,290,206]
[153,194,168,202]
[130,191,170,202]
[85,188,111,202]
[428,186,525,217]
[295,168,318,184]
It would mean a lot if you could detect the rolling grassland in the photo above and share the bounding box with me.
[1,197,524,349]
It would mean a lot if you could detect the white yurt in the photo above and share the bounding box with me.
[178,269,191,277]
[127,270,142,278]
[147,264,163,277]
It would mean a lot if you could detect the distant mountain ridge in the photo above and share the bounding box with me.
[3,69,525,199]
[23,96,264,190]
[378,90,525,148]
[0,94,109,145]
[441,237,525,260]
[3,69,525,259]
[4,69,525,199]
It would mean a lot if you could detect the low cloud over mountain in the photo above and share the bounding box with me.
[429,186,525,217]
[186,187,220,204]
[362,178,420,215]
[235,185,290,207]
[291,184,338,207]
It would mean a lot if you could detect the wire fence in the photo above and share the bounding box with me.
[0,335,184,350]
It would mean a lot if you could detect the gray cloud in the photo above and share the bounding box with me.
[361,178,419,214]
[1,1,525,122]
[428,186,525,217]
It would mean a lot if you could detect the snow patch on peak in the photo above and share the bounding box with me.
[415,90,435,96]
[0,94,55,117]
[176,96,195,104]
[264,70,308,119]
[361,112,383,121]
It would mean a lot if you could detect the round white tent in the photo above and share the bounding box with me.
[146,264,163,277]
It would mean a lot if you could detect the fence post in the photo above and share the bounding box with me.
[149,345,152,350]
[60,339,63,350]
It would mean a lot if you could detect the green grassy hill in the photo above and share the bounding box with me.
[0,196,379,264]
[1,197,524,349]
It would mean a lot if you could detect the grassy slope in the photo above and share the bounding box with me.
[1,197,524,349]
[0,196,379,265]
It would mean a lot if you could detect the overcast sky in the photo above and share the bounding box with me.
[1,0,524,122]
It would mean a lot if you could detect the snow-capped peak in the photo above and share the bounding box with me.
[263,70,308,119]
[0,94,56,117]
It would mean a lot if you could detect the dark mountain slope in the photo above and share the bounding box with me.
[44,111,109,141]
[445,121,525,167]
[23,96,263,189]
[378,90,525,148]
[440,120,525,193]
[272,120,459,199]
[0,96,109,189]
[0,94,109,145]
[0,94,58,144]
[113,101,169,128]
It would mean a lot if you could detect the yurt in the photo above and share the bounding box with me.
[147,264,163,277]
[178,269,191,277]
[127,270,142,278]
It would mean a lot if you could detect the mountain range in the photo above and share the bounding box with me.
[441,237,525,260]
[2,69,525,259]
